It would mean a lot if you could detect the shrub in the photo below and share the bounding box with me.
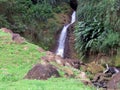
[0,15,10,28]
[28,3,53,21]
[100,30,120,54]
[0,0,70,50]
[75,0,120,58]
[74,19,120,57]
[77,0,120,31]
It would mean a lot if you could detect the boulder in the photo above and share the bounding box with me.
[92,66,120,88]
[92,73,109,88]
[24,64,60,80]
[70,0,78,10]
[107,72,120,90]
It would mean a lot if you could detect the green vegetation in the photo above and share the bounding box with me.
[75,0,120,58]
[0,30,94,90]
[74,19,120,57]
[0,0,71,50]
[0,30,45,82]
[0,78,94,90]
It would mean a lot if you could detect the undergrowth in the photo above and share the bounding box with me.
[75,0,120,58]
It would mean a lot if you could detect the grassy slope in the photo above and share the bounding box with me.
[0,30,94,90]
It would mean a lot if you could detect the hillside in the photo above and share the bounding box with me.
[0,29,94,90]
[0,0,120,89]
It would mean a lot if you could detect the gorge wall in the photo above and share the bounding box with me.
[70,0,78,10]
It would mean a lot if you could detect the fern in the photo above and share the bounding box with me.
[74,19,120,57]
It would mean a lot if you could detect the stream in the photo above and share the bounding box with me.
[56,11,76,58]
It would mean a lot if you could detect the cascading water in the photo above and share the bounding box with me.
[56,11,76,58]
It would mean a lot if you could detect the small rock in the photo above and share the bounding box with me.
[12,33,25,44]
[23,46,28,50]
[1,28,13,33]
[37,47,45,52]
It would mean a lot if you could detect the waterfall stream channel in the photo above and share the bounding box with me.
[56,11,76,58]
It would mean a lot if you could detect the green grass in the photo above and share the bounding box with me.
[0,30,95,90]
[0,78,94,90]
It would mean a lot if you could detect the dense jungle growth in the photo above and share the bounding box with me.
[0,0,70,50]
[75,0,120,58]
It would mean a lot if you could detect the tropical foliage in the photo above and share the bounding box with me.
[74,0,120,57]
[74,19,120,57]
[0,0,70,50]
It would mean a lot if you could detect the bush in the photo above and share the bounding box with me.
[0,0,70,50]
[74,19,120,57]
[75,0,120,58]
[0,15,10,28]
[28,3,53,21]
[32,0,69,5]
[100,30,120,54]
[77,0,120,31]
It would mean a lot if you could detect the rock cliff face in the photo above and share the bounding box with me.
[64,24,78,59]
[70,0,78,10]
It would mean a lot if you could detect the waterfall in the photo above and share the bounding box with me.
[56,11,76,58]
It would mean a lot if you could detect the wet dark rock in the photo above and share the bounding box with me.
[104,67,119,75]
[92,65,120,89]
[70,0,78,10]
[24,64,60,80]
[92,73,108,88]
[107,72,120,90]
[65,25,78,59]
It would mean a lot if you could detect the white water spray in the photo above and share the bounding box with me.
[56,11,76,57]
